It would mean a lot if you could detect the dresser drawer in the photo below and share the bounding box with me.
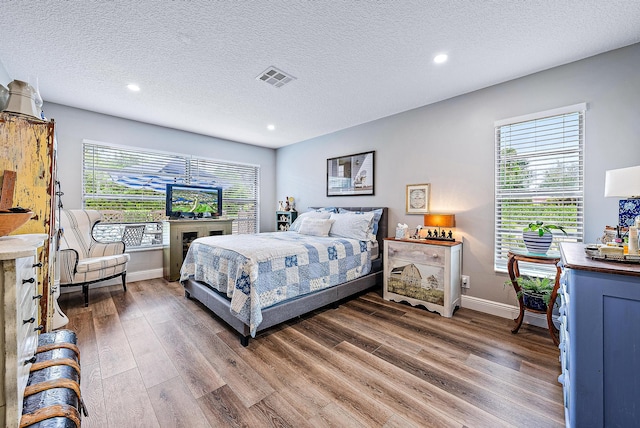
[558,371,571,427]
[15,254,40,398]
[386,241,445,267]
[17,260,36,294]
[18,310,39,359]
[18,283,38,316]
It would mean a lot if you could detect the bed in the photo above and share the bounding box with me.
[180,207,388,346]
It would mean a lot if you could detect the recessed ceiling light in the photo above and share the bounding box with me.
[127,84,140,92]
[267,124,276,131]
[433,54,448,64]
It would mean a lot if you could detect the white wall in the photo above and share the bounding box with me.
[0,60,10,86]
[43,103,277,279]
[276,43,640,306]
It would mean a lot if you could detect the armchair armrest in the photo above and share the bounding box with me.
[89,241,125,257]
[59,249,79,285]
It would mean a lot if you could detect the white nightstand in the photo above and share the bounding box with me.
[383,238,462,317]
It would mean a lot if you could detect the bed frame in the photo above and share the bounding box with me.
[182,207,388,346]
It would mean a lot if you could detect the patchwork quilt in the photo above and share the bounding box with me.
[180,231,371,336]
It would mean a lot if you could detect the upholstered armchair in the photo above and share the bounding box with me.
[58,209,130,306]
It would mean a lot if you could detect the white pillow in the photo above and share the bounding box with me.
[329,212,375,241]
[338,208,384,235]
[289,211,331,232]
[298,218,335,236]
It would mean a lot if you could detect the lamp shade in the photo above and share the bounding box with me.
[423,213,455,228]
[604,165,640,197]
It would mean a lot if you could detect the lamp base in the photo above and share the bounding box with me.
[416,227,455,241]
[423,237,455,242]
[619,198,640,227]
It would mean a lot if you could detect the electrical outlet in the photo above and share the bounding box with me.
[461,275,470,289]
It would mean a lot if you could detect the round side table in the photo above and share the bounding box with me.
[507,250,561,345]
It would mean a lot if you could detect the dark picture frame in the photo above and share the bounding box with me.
[327,151,375,196]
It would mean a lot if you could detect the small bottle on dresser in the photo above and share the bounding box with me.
[629,226,639,255]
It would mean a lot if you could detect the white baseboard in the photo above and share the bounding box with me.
[126,268,164,283]
[461,295,547,329]
[60,268,164,293]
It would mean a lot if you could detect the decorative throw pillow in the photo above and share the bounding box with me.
[289,211,331,232]
[338,208,383,235]
[298,218,335,236]
[329,212,375,241]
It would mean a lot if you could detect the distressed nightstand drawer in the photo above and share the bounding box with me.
[386,240,445,267]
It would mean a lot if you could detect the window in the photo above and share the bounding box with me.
[494,104,585,274]
[83,141,260,246]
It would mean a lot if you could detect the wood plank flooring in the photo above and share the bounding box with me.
[59,279,564,427]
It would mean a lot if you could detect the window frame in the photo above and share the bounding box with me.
[494,103,586,275]
[82,140,260,247]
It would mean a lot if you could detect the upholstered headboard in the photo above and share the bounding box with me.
[309,207,388,250]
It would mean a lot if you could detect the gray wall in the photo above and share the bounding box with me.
[276,43,640,306]
[4,45,639,304]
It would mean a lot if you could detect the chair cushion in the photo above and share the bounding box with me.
[70,261,128,284]
[76,253,130,274]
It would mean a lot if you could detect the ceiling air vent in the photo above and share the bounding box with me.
[256,66,296,88]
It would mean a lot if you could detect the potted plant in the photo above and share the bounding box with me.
[505,275,555,311]
[522,221,567,254]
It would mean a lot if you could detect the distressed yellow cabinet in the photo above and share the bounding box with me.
[0,112,57,330]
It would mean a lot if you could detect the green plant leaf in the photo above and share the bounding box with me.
[522,220,568,236]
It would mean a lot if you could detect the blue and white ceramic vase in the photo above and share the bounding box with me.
[522,291,548,311]
[523,231,552,254]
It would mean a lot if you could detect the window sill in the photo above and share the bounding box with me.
[125,244,163,253]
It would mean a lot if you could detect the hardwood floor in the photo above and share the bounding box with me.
[59,279,564,427]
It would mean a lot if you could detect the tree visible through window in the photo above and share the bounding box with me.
[83,141,260,245]
[494,104,585,274]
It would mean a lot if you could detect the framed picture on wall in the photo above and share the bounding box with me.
[406,183,430,214]
[326,151,375,196]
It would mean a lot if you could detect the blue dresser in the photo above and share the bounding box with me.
[559,243,640,427]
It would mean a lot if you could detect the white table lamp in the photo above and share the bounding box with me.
[604,165,640,227]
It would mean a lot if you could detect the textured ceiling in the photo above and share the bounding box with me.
[1,1,639,148]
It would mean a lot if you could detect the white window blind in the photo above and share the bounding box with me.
[494,105,585,274]
[82,141,259,235]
